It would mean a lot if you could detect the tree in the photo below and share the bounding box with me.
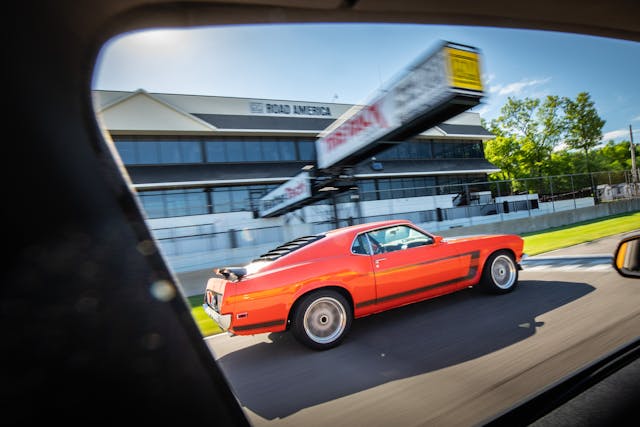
[592,140,635,171]
[483,135,523,180]
[489,96,565,177]
[548,150,583,175]
[562,92,605,174]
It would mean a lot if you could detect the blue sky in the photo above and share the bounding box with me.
[93,23,639,143]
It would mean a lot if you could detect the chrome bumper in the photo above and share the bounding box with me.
[518,253,528,270]
[203,304,231,331]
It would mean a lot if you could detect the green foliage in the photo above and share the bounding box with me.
[563,93,606,154]
[591,140,636,171]
[548,150,583,175]
[488,96,565,178]
[484,135,522,180]
[562,92,606,173]
[485,91,622,178]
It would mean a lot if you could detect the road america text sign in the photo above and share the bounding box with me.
[316,42,484,170]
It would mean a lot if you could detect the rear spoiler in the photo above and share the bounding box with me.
[216,267,247,281]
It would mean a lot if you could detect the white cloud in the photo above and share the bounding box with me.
[601,128,640,142]
[489,77,551,96]
[482,73,496,85]
[633,115,640,122]
[602,129,628,141]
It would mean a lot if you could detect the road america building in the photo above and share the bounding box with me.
[93,89,498,273]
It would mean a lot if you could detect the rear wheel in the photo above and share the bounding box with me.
[479,251,518,294]
[291,289,352,350]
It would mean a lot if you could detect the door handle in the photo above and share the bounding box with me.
[375,258,387,267]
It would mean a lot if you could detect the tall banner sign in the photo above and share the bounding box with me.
[316,41,484,170]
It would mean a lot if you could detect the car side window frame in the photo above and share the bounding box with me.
[402,225,435,249]
[351,225,437,256]
[350,233,373,255]
[371,225,435,254]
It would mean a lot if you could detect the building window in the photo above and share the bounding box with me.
[231,187,250,211]
[356,175,479,201]
[359,180,377,201]
[114,136,483,165]
[137,141,161,164]
[226,140,245,162]
[260,141,280,161]
[375,139,484,161]
[298,140,316,161]
[432,140,484,159]
[416,141,432,158]
[159,141,202,163]
[205,141,227,162]
[280,140,296,161]
[115,139,203,164]
[115,141,137,163]
[116,136,323,164]
[138,191,165,217]
[138,185,277,218]
[138,189,208,218]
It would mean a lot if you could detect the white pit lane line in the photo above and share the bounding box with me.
[522,263,612,272]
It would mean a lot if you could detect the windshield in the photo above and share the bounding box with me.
[92,23,639,426]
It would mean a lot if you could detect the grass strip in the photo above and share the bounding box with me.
[521,211,640,255]
[187,294,223,337]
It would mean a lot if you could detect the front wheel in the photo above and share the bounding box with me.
[479,251,518,294]
[291,290,352,350]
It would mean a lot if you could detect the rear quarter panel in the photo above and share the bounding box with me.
[222,233,376,334]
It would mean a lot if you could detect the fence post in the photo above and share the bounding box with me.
[591,172,599,204]
[496,181,504,221]
[229,229,237,249]
[570,175,576,209]
[550,176,556,212]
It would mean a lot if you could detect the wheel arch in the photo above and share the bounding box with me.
[479,248,519,293]
[481,247,517,272]
[286,285,354,329]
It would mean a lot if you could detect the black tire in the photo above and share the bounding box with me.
[479,250,518,294]
[291,289,352,350]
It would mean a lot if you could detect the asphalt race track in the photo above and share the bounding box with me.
[203,235,640,427]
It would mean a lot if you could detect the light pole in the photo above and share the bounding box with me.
[630,125,638,197]
[630,125,638,183]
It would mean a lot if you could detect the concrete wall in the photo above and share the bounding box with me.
[437,198,640,237]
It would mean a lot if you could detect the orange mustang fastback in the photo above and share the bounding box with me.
[203,219,524,350]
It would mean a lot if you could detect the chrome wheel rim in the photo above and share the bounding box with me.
[491,254,517,289]
[303,297,347,344]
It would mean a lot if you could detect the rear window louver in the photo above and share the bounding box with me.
[252,235,325,262]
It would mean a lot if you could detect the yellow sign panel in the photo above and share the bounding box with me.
[446,47,483,92]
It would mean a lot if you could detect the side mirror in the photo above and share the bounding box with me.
[613,235,640,279]
[434,235,444,244]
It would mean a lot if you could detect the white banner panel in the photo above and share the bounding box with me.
[259,172,311,217]
[316,42,483,170]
